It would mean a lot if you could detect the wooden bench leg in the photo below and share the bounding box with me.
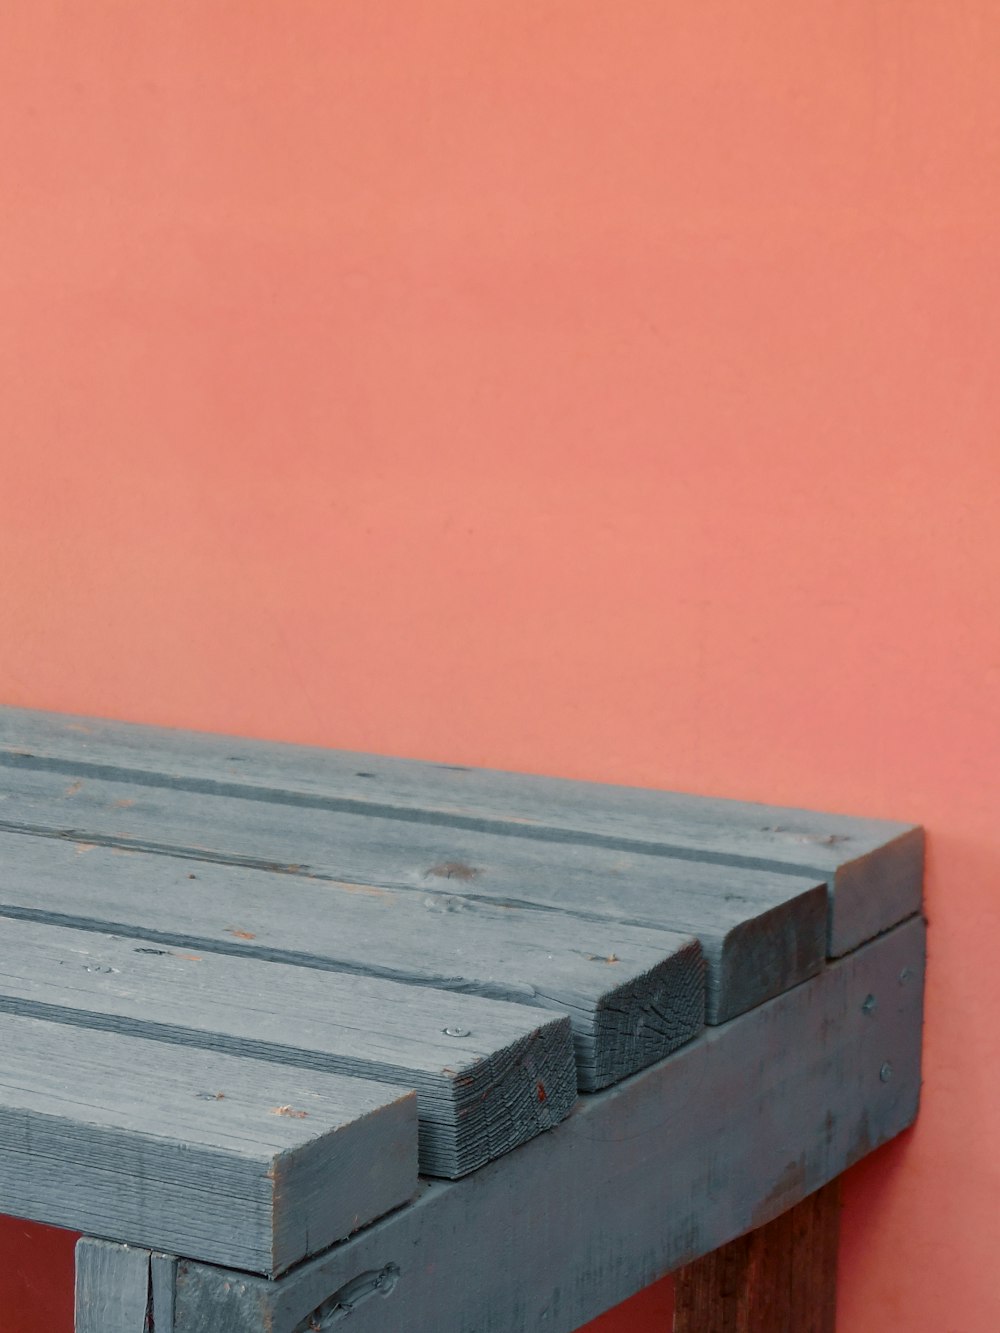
[673,1179,841,1333]
[75,1238,177,1333]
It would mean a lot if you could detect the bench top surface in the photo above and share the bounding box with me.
[0,707,924,1310]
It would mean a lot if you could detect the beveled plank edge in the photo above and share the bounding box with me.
[169,917,925,1333]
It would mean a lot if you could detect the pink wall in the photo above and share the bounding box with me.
[2,3,998,1328]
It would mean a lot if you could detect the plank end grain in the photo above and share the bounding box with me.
[436,1013,578,1177]
[580,936,705,1090]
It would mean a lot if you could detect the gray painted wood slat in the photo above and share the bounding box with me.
[0,916,577,1178]
[74,1243,178,1333]
[0,706,923,955]
[74,1239,150,1333]
[169,918,925,1333]
[151,1254,177,1332]
[0,832,704,1091]
[0,1011,418,1275]
[0,766,825,1023]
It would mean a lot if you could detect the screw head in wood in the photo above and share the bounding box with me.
[879,1062,893,1082]
[443,1027,471,1038]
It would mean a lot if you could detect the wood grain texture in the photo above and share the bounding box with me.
[0,1012,418,1275]
[151,1254,177,1333]
[0,834,703,1091]
[74,1243,178,1333]
[0,915,578,1177]
[0,767,826,1024]
[75,1239,150,1333]
[170,918,925,1333]
[673,1180,841,1333]
[0,706,922,955]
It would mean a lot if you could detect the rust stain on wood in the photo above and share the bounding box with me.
[427,860,481,881]
[65,780,83,796]
[271,1105,309,1119]
[227,928,257,940]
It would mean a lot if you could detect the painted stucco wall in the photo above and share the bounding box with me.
[2,4,998,1329]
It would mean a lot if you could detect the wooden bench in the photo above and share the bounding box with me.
[0,707,925,1332]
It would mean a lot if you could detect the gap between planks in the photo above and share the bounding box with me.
[0,705,924,957]
[0,765,830,1025]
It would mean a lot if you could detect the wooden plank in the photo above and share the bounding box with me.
[0,706,922,955]
[0,832,703,1091]
[75,1239,150,1333]
[673,1179,841,1333]
[0,915,577,1177]
[0,1011,417,1275]
[74,1243,179,1333]
[0,769,826,1023]
[151,1254,177,1333]
[170,917,924,1333]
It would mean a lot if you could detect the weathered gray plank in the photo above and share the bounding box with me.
[0,832,703,1090]
[0,768,825,1023]
[170,917,925,1333]
[75,1239,150,1333]
[0,706,922,954]
[0,1011,417,1274]
[74,1242,178,1333]
[151,1254,177,1332]
[0,916,577,1177]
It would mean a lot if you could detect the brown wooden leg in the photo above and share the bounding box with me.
[673,1179,841,1333]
